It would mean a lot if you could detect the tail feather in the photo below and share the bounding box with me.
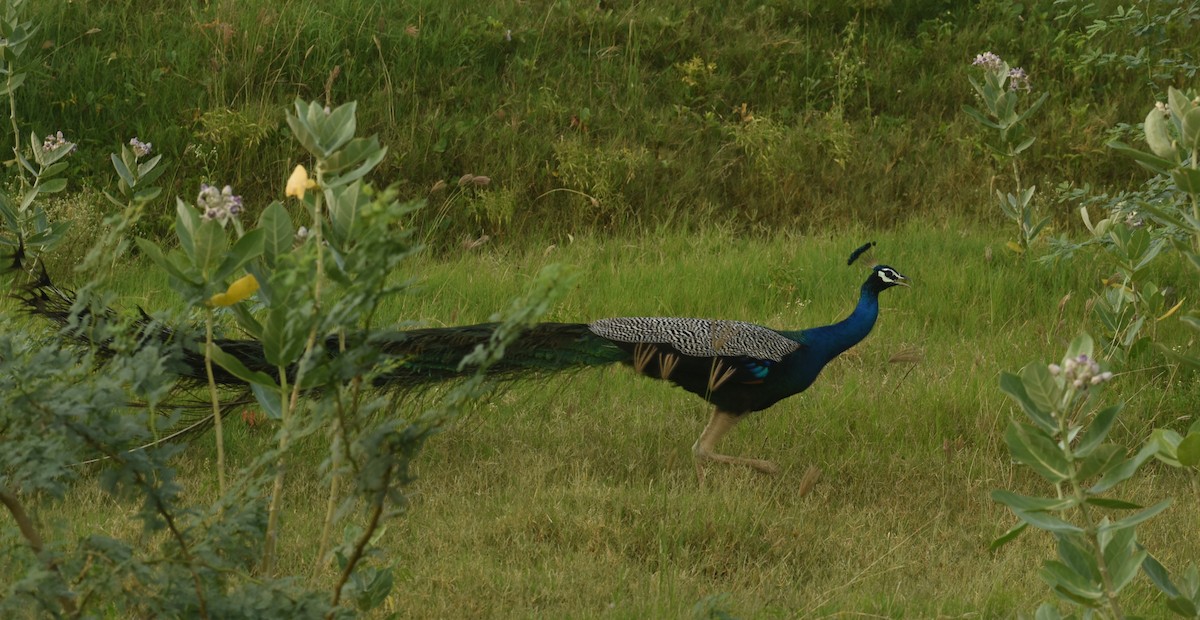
[14,272,628,392]
[375,322,628,387]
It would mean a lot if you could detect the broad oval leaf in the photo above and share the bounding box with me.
[1178,432,1200,467]
[1006,421,1071,483]
[257,201,293,269]
[1021,363,1062,417]
[1090,440,1157,493]
[1075,404,1123,458]
[1077,444,1125,481]
[999,371,1056,433]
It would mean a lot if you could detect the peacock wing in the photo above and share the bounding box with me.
[587,317,801,362]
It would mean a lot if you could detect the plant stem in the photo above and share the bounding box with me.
[1057,400,1126,620]
[328,459,391,615]
[262,366,292,574]
[6,61,26,190]
[203,309,227,498]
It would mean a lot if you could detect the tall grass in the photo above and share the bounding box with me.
[27,0,1197,241]
[32,219,1199,617]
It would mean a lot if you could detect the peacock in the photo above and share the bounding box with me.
[375,257,909,476]
[13,242,908,476]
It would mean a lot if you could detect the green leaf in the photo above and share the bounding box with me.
[1077,444,1125,480]
[257,201,293,269]
[40,161,68,180]
[36,178,67,194]
[1183,106,1200,152]
[134,237,200,286]
[262,298,313,368]
[1013,508,1084,534]
[329,183,369,248]
[1040,560,1104,600]
[1033,602,1063,620]
[1021,363,1062,416]
[1104,499,1171,532]
[111,152,135,191]
[989,521,1028,551]
[1006,421,1071,483]
[1142,552,1183,599]
[1090,440,1156,493]
[999,371,1056,433]
[137,154,163,178]
[209,343,278,388]
[133,187,162,203]
[1168,86,1193,119]
[214,228,265,283]
[1172,167,1200,195]
[1063,333,1095,365]
[1108,140,1174,176]
[191,218,228,279]
[1057,532,1099,581]
[1102,525,1144,593]
[0,71,26,95]
[251,382,284,421]
[175,199,199,258]
[18,185,39,212]
[229,302,264,339]
[1179,432,1200,467]
[991,489,1076,512]
[1075,404,1123,458]
[1085,497,1143,510]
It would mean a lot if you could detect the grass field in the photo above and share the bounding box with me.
[34,219,1199,618]
[6,1,1200,614]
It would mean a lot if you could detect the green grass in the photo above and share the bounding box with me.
[23,0,1200,241]
[32,220,1200,617]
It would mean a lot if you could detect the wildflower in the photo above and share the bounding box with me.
[1155,101,1170,116]
[286,164,316,199]
[209,274,259,307]
[1007,67,1031,91]
[129,137,152,158]
[972,51,1004,72]
[1052,353,1112,390]
[296,225,309,241]
[42,131,76,154]
[197,183,243,226]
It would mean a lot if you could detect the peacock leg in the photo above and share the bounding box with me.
[692,409,780,479]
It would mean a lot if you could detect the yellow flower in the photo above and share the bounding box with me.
[286,164,316,199]
[209,274,259,307]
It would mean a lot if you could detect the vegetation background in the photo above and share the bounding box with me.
[5,0,1200,618]
[33,0,1196,244]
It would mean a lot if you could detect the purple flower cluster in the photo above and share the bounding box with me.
[1049,354,1114,389]
[42,131,76,154]
[197,183,243,225]
[129,137,152,158]
[1007,67,1031,92]
[972,51,1004,72]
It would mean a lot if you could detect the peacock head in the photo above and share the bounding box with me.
[865,265,909,293]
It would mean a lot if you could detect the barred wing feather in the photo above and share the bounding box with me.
[588,317,800,362]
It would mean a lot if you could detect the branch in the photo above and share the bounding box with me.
[0,485,78,616]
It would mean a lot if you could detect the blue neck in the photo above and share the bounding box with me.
[794,282,881,360]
